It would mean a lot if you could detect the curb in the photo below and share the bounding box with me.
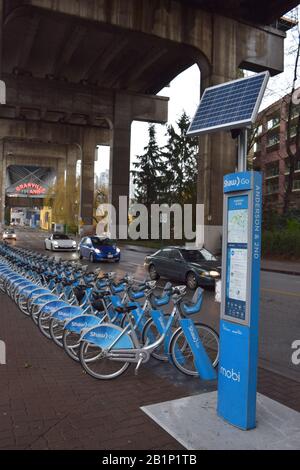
[261,267,300,277]
[122,245,156,255]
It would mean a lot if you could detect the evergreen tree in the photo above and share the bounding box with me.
[163,111,198,205]
[131,124,165,208]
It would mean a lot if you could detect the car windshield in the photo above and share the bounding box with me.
[200,248,217,261]
[6,229,15,233]
[91,237,116,247]
[181,249,217,262]
[53,234,69,240]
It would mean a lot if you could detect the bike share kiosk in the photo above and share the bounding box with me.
[188,71,269,430]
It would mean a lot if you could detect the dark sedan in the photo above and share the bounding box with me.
[144,246,221,289]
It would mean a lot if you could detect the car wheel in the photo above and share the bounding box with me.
[149,264,159,280]
[115,258,120,263]
[186,271,198,290]
[89,253,95,263]
[79,251,83,260]
[44,243,47,251]
[51,243,54,252]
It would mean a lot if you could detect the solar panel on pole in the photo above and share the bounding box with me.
[187,71,269,136]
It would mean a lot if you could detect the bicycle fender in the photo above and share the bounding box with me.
[81,323,134,350]
[64,314,101,334]
[179,318,217,380]
[150,310,171,358]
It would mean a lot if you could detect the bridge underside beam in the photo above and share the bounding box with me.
[0,74,168,127]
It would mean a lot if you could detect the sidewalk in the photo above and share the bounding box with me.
[260,258,300,276]
[0,293,300,450]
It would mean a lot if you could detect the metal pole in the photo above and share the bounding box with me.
[237,129,248,172]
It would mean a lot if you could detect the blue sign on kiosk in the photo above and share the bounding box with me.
[217,171,262,430]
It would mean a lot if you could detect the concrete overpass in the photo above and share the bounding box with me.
[0,0,297,237]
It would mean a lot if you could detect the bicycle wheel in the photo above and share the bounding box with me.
[30,304,40,325]
[38,311,52,339]
[79,341,131,380]
[17,294,31,316]
[62,330,81,362]
[49,318,64,347]
[169,323,219,376]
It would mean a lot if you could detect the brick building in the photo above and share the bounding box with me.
[253,88,300,213]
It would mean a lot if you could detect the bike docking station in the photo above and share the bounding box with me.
[141,72,300,449]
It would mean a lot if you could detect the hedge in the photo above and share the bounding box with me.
[262,228,300,258]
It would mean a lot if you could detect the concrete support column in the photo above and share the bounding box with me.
[66,145,77,190]
[0,140,5,227]
[0,0,3,78]
[109,93,132,238]
[66,145,78,226]
[197,16,238,252]
[80,131,96,230]
[56,158,66,185]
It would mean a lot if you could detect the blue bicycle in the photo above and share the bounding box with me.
[78,286,219,380]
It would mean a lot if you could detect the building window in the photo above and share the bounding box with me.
[285,176,300,191]
[289,124,298,138]
[256,125,263,135]
[254,141,261,153]
[266,179,279,194]
[267,133,280,147]
[285,159,300,173]
[267,116,280,130]
[265,161,279,177]
[293,179,300,191]
[291,104,300,120]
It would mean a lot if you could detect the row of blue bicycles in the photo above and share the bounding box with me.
[0,242,219,380]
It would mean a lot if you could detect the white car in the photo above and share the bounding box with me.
[2,229,16,240]
[44,233,77,251]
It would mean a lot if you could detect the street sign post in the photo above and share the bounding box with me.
[217,171,262,429]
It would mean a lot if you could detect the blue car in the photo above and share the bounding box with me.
[78,236,121,263]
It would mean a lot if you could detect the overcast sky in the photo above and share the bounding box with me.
[96,7,299,177]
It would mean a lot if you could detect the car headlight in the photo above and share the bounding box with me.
[209,270,220,277]
[116,248,120,253]
[53,242,58,246]
[72,241,76,246]
[95,249,101,254]
[12,234,16,238]
[200,271,210,276]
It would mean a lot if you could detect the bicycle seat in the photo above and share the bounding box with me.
[151,281,172,307]
[92,290,110,299]
[181,287,203,315]
[91,299,105,312]
[115,304,137,314]
[111,283,125,294]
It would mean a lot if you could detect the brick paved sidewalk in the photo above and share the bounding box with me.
[0,293,299,450]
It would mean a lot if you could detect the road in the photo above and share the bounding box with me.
[4,227,300,383]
